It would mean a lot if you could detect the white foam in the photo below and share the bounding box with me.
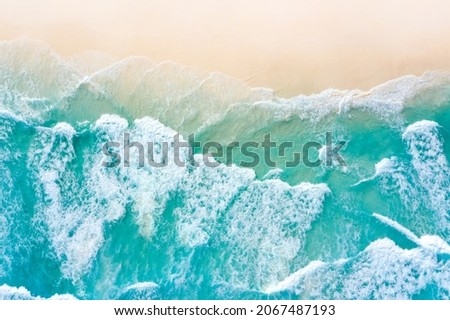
[90,115,130,223]
[0,284,35,300]
[0,114,24,278]
[0,86,53,123]
[402,120,450,229]
[2,39,450,133]
[0,284,76,300]
[119,282,159,299]
[374,213,450,254]
[374,157,396,175]
[27,115,333,288]
[53,122,76,137]
[30,122,106,281]
[373,213,420,244]
[216,180,330,290]
[175,160,255,247]
[419,235,450,254]
[262,168,283,180]
[122,281,158,293]
[266,213,450,298]
[127,117,188,238]
[92,115,191,240]
[0,39,449,128]
[266,234,450,299]
[372,156,422,213]
[349,157,396,187]
[318,145,348,172]
[272,72,450,124]
[94,114,129,132]
[263,260,326,294]
[402,119,440,137]
[0,109,25,124]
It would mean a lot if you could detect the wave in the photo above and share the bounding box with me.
[1,39,450,131]
[0,110,331,297]
[0,284,76,300]
[265,214,450,299]
[2,38,450,299]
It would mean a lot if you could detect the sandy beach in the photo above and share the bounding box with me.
[1,0,450,97]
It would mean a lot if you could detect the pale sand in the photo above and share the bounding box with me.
[1,0,450,97]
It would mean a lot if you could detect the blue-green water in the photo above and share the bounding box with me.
[1,39,450,299]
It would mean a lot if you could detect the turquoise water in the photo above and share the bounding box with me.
[1,39,450,300]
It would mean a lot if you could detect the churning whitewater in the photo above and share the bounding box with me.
[1,39,450,299]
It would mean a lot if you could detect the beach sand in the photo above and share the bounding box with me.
[1,0,450,97]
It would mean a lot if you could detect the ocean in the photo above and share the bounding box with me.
[1,39,450,300]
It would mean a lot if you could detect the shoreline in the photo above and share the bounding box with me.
[1,0,450,97]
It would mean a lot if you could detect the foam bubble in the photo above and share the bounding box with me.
[262,168,284,180]
[175,160,254,247]
[216,180,330,290]
[263,260,326,294]
[30,122,106,280]
[373,213,420,244]
[0,284,76,300]
[268,235,450,299]
[402,120,450,231]
[373,156,423,216]
[268,214,450,299]
[118,282,159,299]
